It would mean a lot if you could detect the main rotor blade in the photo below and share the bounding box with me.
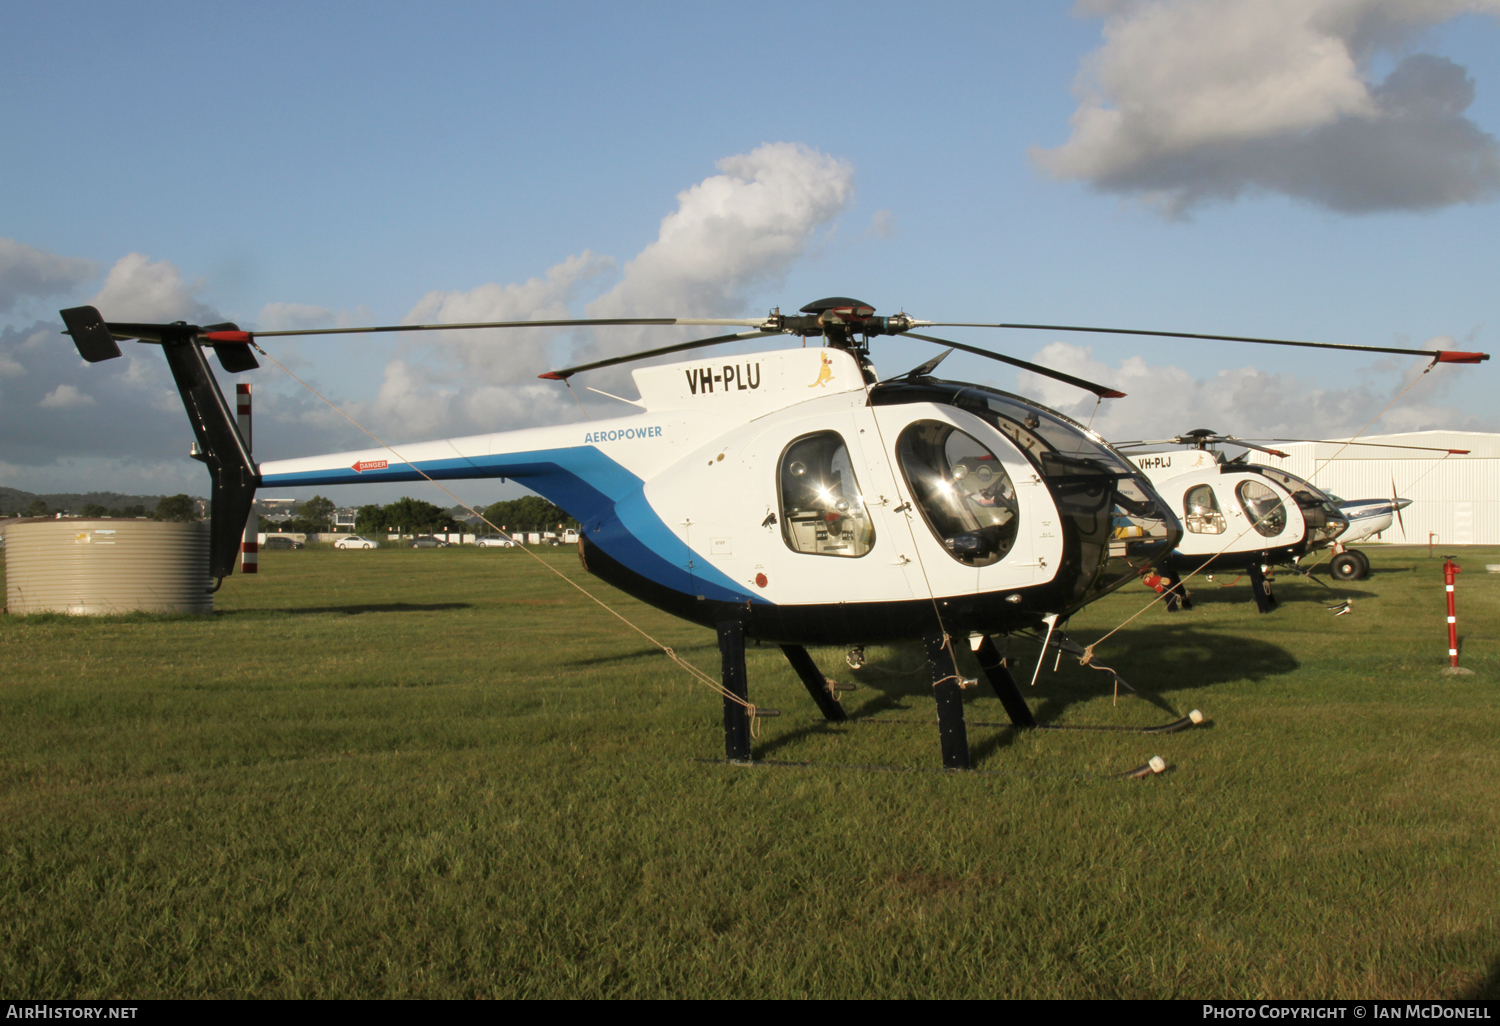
[925,322,1490,364]
[250,316,770,339]
[539,330,779,381]
[1220,437,1290,459]
[900,332,1126,399]
[1260,437,1471,454]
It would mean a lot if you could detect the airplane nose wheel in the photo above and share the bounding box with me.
[1331,551,1368,581]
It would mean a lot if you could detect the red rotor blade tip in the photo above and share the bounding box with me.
[204,330,252,343]
[1435,350,1489,364]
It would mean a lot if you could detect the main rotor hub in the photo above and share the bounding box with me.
[770,297,914,350]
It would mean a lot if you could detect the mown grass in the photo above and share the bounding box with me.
[1,545,1497,998]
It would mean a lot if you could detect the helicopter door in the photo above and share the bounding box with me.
[745,412,914,607]
[875,407,1048,595]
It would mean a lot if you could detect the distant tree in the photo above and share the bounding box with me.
[155,494,198,522]
[297,495,336,530]
[353,504,388,534]
[78,503,110,518]
[25,498,49,517]
[381,496,456,535]
[481,497,576,533]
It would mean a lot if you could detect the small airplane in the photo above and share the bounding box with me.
[1323,495,1410,580]
[1251,436,1468,582]
[58,299,1489,769]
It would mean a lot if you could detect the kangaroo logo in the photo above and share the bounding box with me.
[809,353,834,388]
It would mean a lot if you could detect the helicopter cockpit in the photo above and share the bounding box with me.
[895,422,1020,566]
[871,378,1182,613]
[1248,466,1348,544]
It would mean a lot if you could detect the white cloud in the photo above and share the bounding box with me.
[344,143,857,443]
[0,239,97,313]
[350,359,459,442]
[39,383,97,409]
[400,250,615,386]
[256,302,375,331]
[587,142,854,320]
[1036,0,1500,216]
[0,354,24,378]
[89,252,218,323]
[3,144,859,472]
[1010,338,1498,442]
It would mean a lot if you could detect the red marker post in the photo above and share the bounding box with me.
[1441,556,1472,676]
[238,383,257,575]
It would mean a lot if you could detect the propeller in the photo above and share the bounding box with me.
[1392,478,1408,540]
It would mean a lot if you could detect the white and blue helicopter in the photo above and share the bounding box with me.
[1117,431,1468,594]
[1113,430,1350,612]
[58,300,1489,769]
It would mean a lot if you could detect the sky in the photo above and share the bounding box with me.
[3,0,1499,508]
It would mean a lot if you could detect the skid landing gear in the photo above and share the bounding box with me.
[1247,562,1278,614]
[713,626,1190,771]
[924,632,971,769]
[1161,565,1192,612]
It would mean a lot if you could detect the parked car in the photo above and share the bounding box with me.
[475,535,517,548]
[262,536,303,550]
[410,535,450,548]
[334,535,378,550]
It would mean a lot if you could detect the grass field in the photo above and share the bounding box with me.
[2,543,1497,999]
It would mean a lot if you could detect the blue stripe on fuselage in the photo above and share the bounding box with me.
[260,446,758,604]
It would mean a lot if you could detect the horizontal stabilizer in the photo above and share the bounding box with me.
[60,306,122,363]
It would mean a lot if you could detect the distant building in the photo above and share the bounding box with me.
[1277,431,1500,546]
[254,497,297,524]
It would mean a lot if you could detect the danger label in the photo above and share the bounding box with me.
[352,459,389,473]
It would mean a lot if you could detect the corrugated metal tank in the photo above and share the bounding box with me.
[3,519,213,614]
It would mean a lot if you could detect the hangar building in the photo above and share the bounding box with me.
[1274,431,1500,547]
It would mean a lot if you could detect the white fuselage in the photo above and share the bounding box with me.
[257,346,1178,641]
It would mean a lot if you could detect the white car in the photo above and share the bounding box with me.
[334,535,379,549]
[475,535,517,548]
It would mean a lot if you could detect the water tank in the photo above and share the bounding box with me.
[2,519,213,614]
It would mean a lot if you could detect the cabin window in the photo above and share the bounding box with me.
[778,432,875,557]
[895,421,1019,567]
[1236,480,1287,538]
[1183,484,1226,534]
